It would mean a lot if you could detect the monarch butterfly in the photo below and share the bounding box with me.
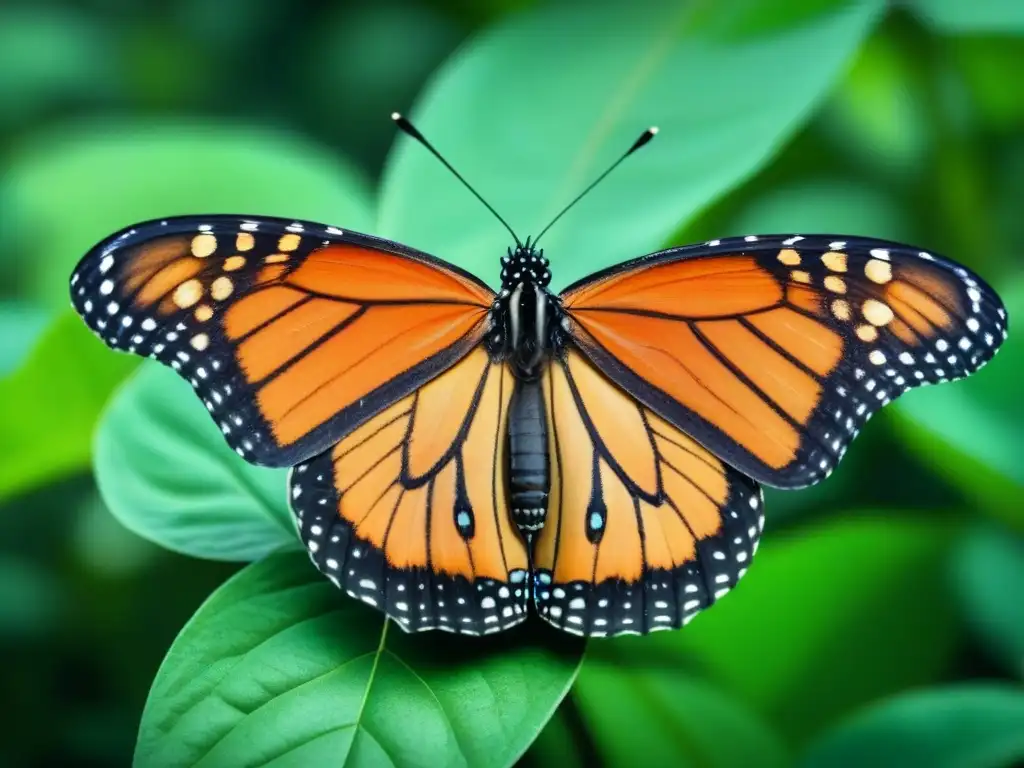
[70,114,1008,638]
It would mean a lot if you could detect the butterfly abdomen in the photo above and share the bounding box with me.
[508,380,549,535]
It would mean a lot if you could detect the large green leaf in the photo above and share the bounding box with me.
[573,662,788,768]
[379,0,884,290]
[603,514,960,746]
[799,685,1024,768]
[902,0,1024,32]
[136,552,584,768]
[893,279,1024,528]
[0,312,137,501]
[952,525,1024,678]
[4,119,373,309]
[95,364,293,562]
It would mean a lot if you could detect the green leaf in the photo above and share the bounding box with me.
[625,514,960,746]
[902,0,1024,32]
[799,685,1024,768]
[573,662,788,768]
[3,119,373,309]
[136,552,584,768]
[892,278,1024,529]
[0,301,50,375]
[95,364,293,562]
[379,0,884,290]
[0,312,137,501]
[952,525,1024,678]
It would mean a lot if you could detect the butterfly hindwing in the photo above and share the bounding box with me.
[289,349,531,635]
[70,216,495,467]
[531,350,764,637]
[561,234,1008,488]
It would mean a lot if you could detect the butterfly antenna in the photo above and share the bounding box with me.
[392,113,523,248]
[533,126,659,247]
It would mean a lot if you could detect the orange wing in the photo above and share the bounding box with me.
[561,235,1008,488]
[532,350,764,637]
[289,349,530,635]
[70,216,495,466]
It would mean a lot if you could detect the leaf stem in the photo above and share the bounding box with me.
[345,618,390,764]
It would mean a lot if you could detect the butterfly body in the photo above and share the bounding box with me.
[71,214,1008,638]
[507,377,550,535]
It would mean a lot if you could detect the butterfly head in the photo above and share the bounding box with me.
[500,238,551,290]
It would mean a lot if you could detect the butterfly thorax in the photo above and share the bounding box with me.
[492,242,564,380]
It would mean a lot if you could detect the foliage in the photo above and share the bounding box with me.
[0,313,137,501]
[137,553,582,768]
[379,0,883,289]
[1,0,1023,766]
[95,365,293,561]
[799,685,1024,768]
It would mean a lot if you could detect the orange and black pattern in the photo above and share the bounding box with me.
[533,351,763,636]
[288,350,531,634]
[562,234,1008,489]
[70,216,494,468]
[70,217,1008,639]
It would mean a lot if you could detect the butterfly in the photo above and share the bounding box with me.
[69,115,1008,638]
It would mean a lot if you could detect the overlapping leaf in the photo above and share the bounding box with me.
[800,685,1024,767]
[95,365,293,561]
[628,515,961,746]
[136,553,583,768]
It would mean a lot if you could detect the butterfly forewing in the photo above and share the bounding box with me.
[560,234,1008,489]
[70,216,495,467]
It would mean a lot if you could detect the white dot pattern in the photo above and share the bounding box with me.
[289,456,529,636]
[70,222,1010,639]
[68,215,355,466]
[533,476,764,637]
[658,234,1008,489]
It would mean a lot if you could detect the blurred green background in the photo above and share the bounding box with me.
[2,0,1023,766]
